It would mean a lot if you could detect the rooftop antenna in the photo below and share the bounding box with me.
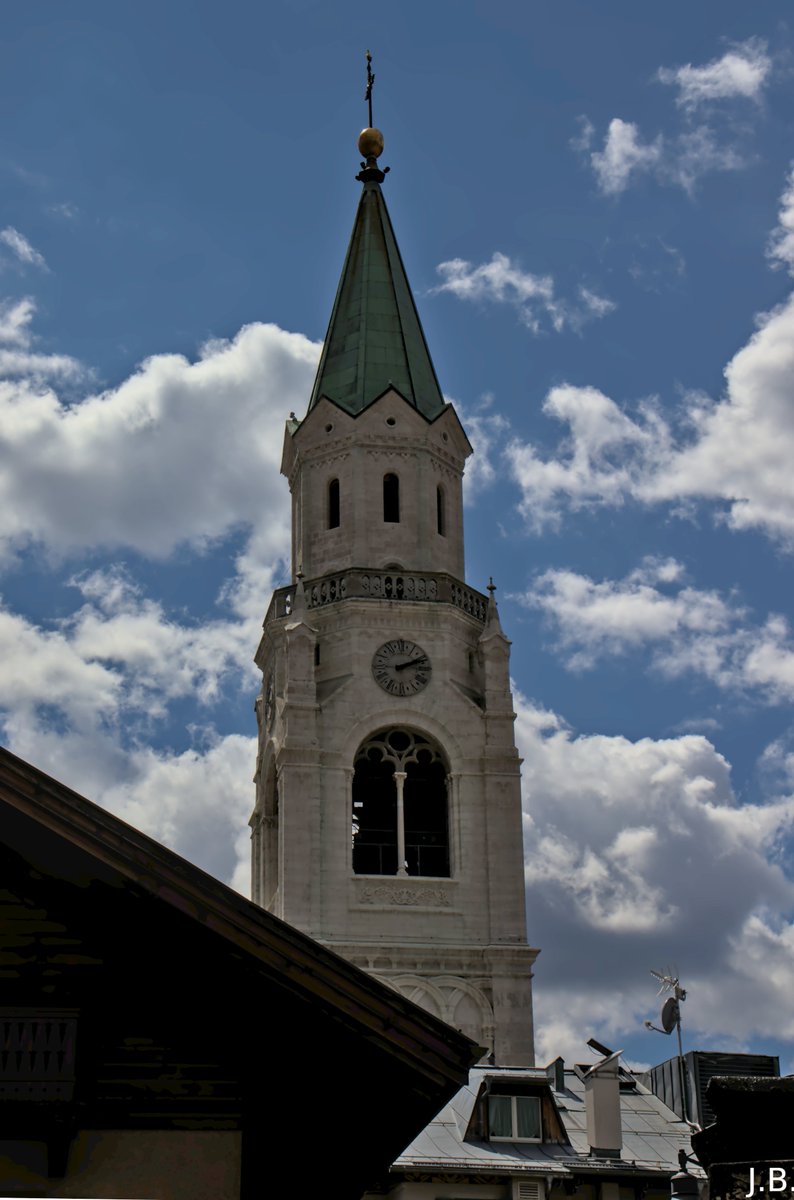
[644,967,695,1126]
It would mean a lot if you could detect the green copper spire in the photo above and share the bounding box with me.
[307,123,446,420]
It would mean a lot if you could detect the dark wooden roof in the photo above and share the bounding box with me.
[0,745,480,1195]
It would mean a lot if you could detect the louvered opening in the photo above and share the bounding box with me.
[513,1180,542,1200]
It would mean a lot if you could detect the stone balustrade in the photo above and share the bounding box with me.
[263,568,488,628]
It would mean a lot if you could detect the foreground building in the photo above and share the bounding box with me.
[0,746,478,1197]
[382,1058,698,1200]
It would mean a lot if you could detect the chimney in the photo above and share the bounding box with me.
[584,1050,623,1158]
[546,1055,565,1092]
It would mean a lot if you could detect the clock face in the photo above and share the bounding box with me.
[372,639,432,696]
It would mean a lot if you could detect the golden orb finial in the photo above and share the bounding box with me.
[358,127,384,159]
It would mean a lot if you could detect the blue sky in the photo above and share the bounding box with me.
[2,2,794,1071]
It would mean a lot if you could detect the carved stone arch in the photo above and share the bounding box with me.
[430,975,495,1053]
[380,973,447,1022]
[341,707,465,776]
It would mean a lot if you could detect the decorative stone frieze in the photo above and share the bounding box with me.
[355,882,454,908]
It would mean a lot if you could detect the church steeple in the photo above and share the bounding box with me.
[308,104,445,418]
[252,65,537,1068]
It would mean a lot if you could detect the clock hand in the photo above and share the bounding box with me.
[395,656,428,671]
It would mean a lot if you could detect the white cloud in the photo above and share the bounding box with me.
[67,567,256,709]
[0,563,259,743]
[577,286,617,319]
[0,297,35,345]
[0,314,323,895]
[101,734,256,893]
[646,294,794,543]
[522,557,734,668]
[520,559,794,704]
[0,348,83,379]
[580,40,770,198]
[507,283,794,546]
[0,317,317,560]
[506,384,669,531]
[569,115,595,154]
[0,562,261,891]
[0,605,121,731]
[0,227,47,270]
[432,252,615,335]
[516,694,794,1061]
[453,393,510,502]
[590,119,663,195]
[0,296,82,378]
[587,118,745,197]
[665,124,745,193]
[658,38,772,110]
[767,162,794,275]
[2,700,255,893]
[47,202,78,221]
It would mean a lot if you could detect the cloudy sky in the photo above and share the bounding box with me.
[2,2,794,1071]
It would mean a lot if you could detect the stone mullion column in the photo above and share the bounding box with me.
[394,770,408,876]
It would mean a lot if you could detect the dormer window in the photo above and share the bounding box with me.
[465,1078,566,1148]
[488,1094,541,1142]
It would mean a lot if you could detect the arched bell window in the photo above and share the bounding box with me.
[352,729,449,877]
[327,478,340,529]
[383,473,400,523]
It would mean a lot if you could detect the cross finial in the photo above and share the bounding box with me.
[365,50,375,127]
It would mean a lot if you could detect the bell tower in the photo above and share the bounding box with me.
[250,81,537,1065]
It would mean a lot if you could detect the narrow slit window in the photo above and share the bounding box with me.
[437,485,446,536]
[383,473,400,523]
[328,478,340,529]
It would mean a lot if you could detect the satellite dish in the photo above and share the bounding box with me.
[661,996,680,1034]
